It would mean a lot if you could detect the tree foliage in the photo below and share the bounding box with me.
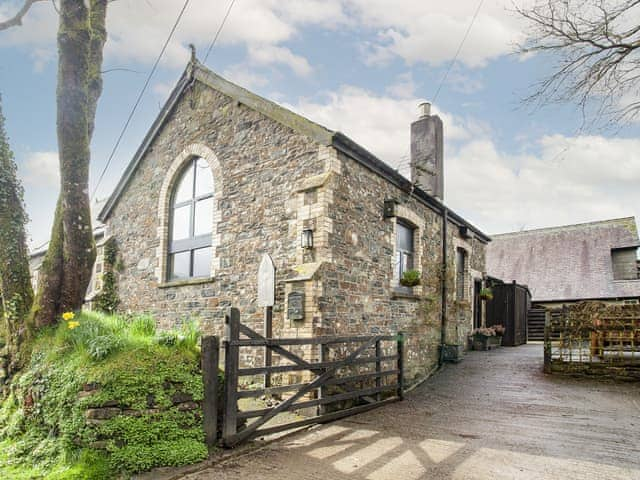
[0,95,34,372]
[516,0,640,125]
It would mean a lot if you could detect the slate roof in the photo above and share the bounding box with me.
[97,58,489,242]
[486,217,640,302]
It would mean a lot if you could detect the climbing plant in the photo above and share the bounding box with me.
[0,95,34,373]
[96,238,119,314]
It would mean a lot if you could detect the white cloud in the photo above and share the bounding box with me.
[152,81,175,100]
[386,72,416,99]
[0,1,58,67]
[446,135,640,234]
[350,1,526,68]
[288,84,489,175]
[0,0,526,73]
[0,0,346,71]
[247,45,312,77]
[22,151,59,187]
[222,64,268,90]
[447,70,484,95]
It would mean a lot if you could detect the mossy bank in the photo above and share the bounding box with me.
[0,311,211,479]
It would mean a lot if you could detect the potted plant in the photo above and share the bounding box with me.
[400,269,421,287]
[479,287,493,301]
[470,326,502,350]
[492,324,505,338]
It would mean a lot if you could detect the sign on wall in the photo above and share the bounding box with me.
[287,292,305,321]
[257,253,275,307]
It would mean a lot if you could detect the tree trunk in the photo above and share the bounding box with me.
[0,96,34,372]
[33,0,108,327]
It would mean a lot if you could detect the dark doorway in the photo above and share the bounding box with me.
[473,280,482,329]
[485,281,530,346]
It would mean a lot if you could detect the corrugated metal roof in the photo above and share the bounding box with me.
[486,217,640,301]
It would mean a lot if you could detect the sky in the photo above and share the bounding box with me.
[1,0,639,250]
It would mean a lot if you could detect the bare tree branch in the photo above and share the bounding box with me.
[515,0,640,126]
[0,0,47,31]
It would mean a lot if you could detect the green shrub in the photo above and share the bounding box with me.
[0,311,208,478]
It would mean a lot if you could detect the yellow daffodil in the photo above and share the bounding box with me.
[67,321,80,330]
[62,311,75,321]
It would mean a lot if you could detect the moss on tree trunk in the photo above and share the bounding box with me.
[33,0,108,328]
[0,96,34,372]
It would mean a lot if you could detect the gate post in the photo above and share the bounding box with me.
[397,332,405,400]
[317,341,328,416]
[375,339,382,401]
[201,336,219,449]
[222,307,240,444]
[543,310,551,373]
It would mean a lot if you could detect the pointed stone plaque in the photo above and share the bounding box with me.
[257,254,276,307]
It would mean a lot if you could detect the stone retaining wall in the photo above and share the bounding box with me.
[79,382,201,449]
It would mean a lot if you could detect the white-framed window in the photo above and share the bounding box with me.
[395,220,415,282]
[167,157,214,280]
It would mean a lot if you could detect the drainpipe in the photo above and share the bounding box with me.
[439,207,448,365]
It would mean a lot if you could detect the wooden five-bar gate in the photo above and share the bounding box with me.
[201,308,405,448]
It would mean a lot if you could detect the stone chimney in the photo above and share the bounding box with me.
[410,102,443,200]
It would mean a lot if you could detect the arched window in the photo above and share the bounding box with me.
[168,157,214,280]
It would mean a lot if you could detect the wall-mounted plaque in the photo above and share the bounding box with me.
[287,292,305,321]
[257,254,276,307]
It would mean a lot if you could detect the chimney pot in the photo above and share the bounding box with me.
[418,102,431,118]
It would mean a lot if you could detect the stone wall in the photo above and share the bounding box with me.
[79,381,201,450]
[294,148,487,383]
[106,76,488,384]
[106,80,324,349]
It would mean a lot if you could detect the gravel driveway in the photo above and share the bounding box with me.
[182,344,640,480]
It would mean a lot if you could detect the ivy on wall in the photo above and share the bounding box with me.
[95,238,119,314]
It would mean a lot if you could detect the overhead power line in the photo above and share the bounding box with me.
[203,0,237,63]
[91,0,192,201]
[432,0,485,103]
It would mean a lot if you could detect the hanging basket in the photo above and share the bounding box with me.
[479,287,493,301]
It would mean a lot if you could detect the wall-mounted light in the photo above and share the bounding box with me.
[301,229,314,249]
[383,199,397,218]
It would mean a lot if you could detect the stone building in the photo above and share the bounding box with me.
[487,217,640,309]
[30,225,107,309]
[97,58,489,383]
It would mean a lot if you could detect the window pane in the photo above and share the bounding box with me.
[193,247,211,278]
[170,251,191,280]
[174,163,194,204]
[457,249,465,274]
[403,252,413,272]
[195,157,214,197]
[397,223,414,252]
[171,205,191,241]
[194,198,213,236]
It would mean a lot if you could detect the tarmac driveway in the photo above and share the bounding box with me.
[183,344,640,480]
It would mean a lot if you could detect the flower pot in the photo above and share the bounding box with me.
[472,334,501,351]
